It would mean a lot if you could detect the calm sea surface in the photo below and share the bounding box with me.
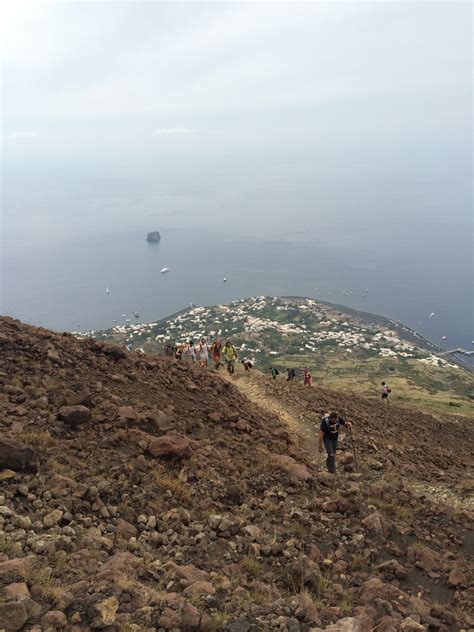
[1,209,472,352]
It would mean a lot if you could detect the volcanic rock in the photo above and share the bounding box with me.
[0,438,36,473]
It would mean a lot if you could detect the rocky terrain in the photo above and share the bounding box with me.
[0,315,473,632]
[84,297,473,418]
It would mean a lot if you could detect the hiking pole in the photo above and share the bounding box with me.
[349,425,358,470]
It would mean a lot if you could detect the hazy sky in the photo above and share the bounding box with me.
[1,1,472,232]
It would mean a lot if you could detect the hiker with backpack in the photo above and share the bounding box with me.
[319,412,352,474]
[271,367,280,380]
[303,369,312,386]
[223,340,237,374]
[381,382,391,405]
[287,368,296,381]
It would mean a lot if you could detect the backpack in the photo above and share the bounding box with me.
[321,414,338,434]
[386,387,391,393]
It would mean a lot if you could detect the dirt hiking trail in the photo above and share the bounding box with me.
[223,371,321,462]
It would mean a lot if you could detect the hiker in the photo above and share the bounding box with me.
[287,368,296,381]
[164,343,174,357]
[175,345,184,360]
[198,338,209,367]
[303,369,312,386]
[211,337,223,369]
[241,359,253,374]
[184,340,196,363]
[319,412,352,474]
[381,381,391,405]
[223,340,237,374]
[271,367,280,380]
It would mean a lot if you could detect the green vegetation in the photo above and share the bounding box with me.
[87,296,473,418]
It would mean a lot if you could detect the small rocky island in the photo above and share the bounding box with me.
[146,231,161,242]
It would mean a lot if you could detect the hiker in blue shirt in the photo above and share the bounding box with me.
[319,412,352,474]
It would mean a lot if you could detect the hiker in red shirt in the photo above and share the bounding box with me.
[304,369,312,386]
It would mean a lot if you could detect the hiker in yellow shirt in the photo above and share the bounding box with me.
[222,340,237,374]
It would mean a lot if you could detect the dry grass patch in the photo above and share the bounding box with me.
[20,430,57,449]
[153,471,191,501]
[0,536,18,557]
[240,556,263,579]
[208,610,229,631]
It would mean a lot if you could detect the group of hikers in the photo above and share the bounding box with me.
[163,339,393,475]
[164,338,242,374]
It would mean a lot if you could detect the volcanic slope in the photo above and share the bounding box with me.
[0,315,472,632]
[223,371,474,508]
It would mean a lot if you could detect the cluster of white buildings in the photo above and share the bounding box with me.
[75,296,459,370]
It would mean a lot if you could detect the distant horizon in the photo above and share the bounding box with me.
[2,2,471,358]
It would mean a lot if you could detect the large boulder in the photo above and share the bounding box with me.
[406,544,441,574]
[271,454,311,482]
[0,601,28,631]
[58,405,92,427]
[359,578,403,605]
[0,438,36,473]
[0,558,36,587]
[147,434,192,459]
[171,564,210,587]
[96,552,142,582]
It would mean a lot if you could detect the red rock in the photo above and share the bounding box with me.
[359,578,404,605]
[375,559,408,580]
[448,566,468,587]
[2,582,30,601]
[96,552,142,582]
[172,564,210,586]
[406,544,441,573]
[147,434,192,459]
[271,454,311,482]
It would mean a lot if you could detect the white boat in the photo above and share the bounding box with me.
[223,278,227,283]
[161,267,170,274]
[106,287,110,294]
[429,312,435,318]
[134,312,139,318]
[442,336,447,340]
